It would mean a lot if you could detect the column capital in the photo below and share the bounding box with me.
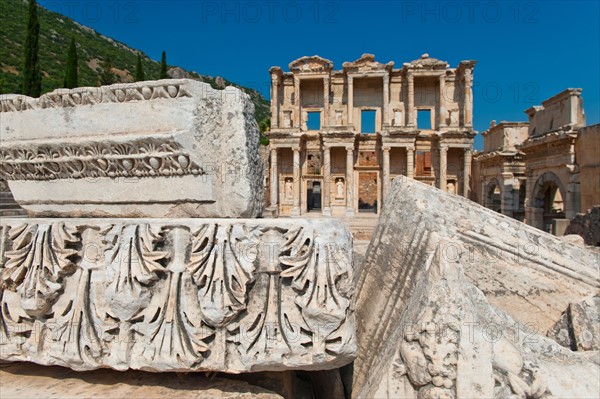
[382,146,391,152]
[345,145,354,152]
[271,74,279,84]
[383,73,390,84]
[347,75,353,84]
[407,72,414,81]
[439,144,449,152]
[407,146,415,152]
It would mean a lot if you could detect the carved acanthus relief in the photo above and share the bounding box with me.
[0,139,202,181]
[391,258,552,399]
[0,81,192,113]
[0,220,355,372]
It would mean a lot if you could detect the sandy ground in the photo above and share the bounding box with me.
[0,362,282,399]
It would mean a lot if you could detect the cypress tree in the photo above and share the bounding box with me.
[22,0,42,97]
[134,54,145,82]
[63,38,78,89]
[160,51,168,79]
[98,54,116,86]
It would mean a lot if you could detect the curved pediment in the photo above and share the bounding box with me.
[288,55,333,73]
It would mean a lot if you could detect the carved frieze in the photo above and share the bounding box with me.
[0,139,201,181]
[0,218,356,372]
[0,81,192,113]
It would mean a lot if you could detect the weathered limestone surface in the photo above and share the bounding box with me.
[353,178,600,398]
[0,218,356,373]
[0,79,263,218]
[548,295,600,352]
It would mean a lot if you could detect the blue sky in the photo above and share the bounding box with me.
[39,0,599,149]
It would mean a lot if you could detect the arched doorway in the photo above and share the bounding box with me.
[485,178,502,213]
[531,172,567,233]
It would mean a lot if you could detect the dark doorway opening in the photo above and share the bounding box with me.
[358,172,378,213]
[307,181,322,211]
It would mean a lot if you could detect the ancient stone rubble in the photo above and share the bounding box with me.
[0,218,356,373]
[0,79,263,218]
[565,206,600,246]
[353,177,600,398]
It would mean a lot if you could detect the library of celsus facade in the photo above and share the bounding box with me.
[266,53,476,217]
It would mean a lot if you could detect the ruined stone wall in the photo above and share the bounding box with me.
[576,124,600,212]
[527,89,585,137]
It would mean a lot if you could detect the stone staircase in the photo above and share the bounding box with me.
[0,180,26,217]
[341,214,379,241]
[292,211,379,242]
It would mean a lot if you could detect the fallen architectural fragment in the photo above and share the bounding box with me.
[548,295,600,352]
[0,80,263,218]
[353,178,600,398]
[0,218,356,372]
[0,80,357,378]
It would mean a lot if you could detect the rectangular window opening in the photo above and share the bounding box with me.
[361,110,376,133]
[417,109,432,129]
[307,111,321,130]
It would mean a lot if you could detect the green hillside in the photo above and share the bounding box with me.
[0,0,269,123]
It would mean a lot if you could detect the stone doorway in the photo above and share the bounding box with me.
[307,180,322,212]
[531,171,567,232]
[358,172,378,213]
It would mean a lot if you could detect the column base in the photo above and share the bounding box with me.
[291,206,300,217]
[322,207,332,217]
[263,205,279,218]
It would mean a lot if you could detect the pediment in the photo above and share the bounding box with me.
[288,55,333,73]
[343,54,394,72]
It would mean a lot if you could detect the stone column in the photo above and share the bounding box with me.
[464,69,473,127]
[271,74,279,128]
[323,76,330,129]
[439,74,446,128]
[270,148,278,208]
[382,146,391,204]
[481,181,487,206]
[294,77,301,128]
[322,146,331,216]
[439,145,448,191]
[383,74,390,127]
[347,75,354,127]
[407,147,415,179]
[407,72,414,127]
[501,173,515,217]
[291,147,301,216]
[463,148,472,198]
[345,146,355,216]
